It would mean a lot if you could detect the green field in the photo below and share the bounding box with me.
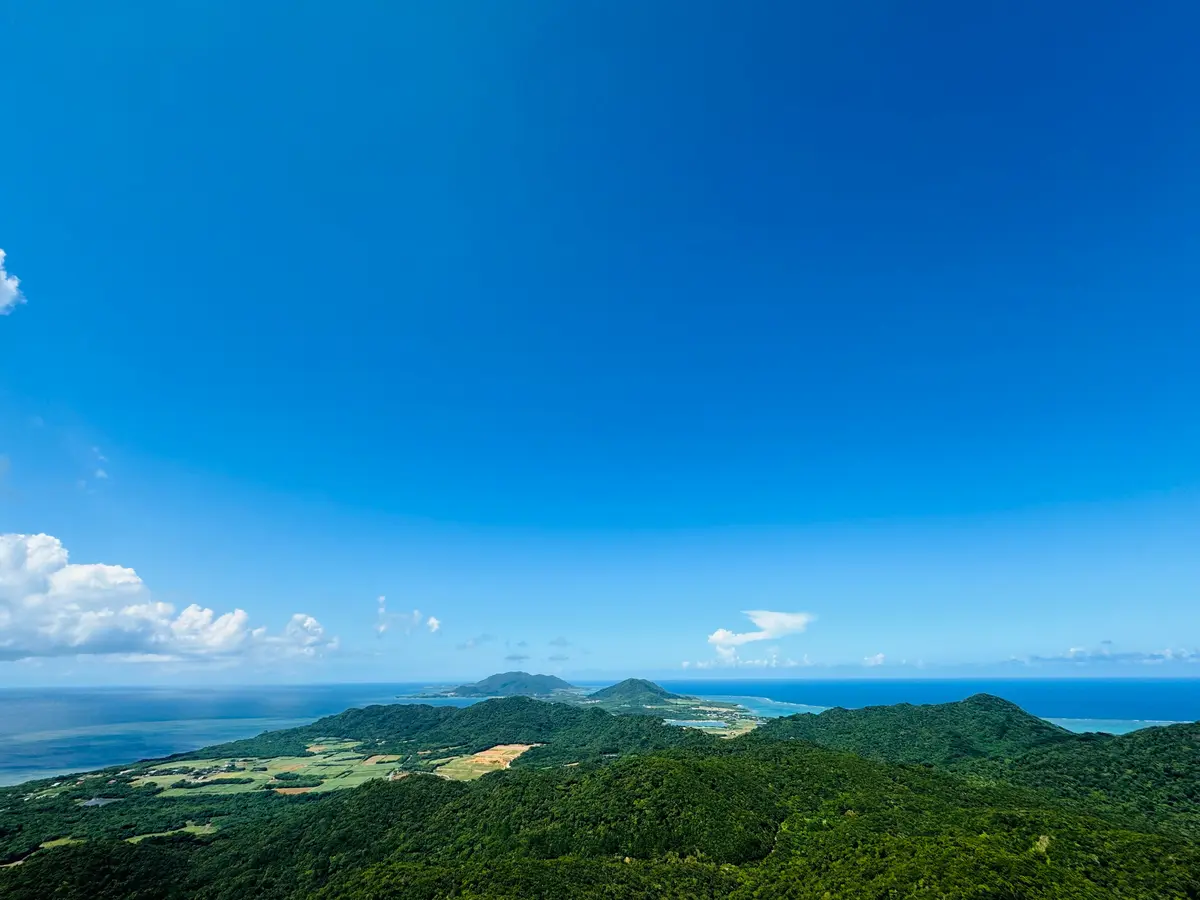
[133,740,406,797]
[128,822,217,844]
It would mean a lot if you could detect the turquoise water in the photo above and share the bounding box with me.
[688,692,1184,735]
[660,679,1199,735]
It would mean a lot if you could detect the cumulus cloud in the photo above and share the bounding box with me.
[0,250,23,315]
[426,616,440,633]
[708,610,814,648]
[863,653,885,667]
[0,533,335,662]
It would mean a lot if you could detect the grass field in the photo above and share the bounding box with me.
[436,744,538,781]
[39,837,85,849]
[128,822,217,843]
[131,740,406,797]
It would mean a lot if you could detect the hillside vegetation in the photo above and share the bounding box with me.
[752,692,1075,765]
[0,692,1196,899]
[588,678,693,705]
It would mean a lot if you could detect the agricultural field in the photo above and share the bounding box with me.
[130,739,406,796]
[435,744,539,780]
[128,822,218,844]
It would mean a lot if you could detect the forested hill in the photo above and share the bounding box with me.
[993,721,1200,840]
[449,672,573,697]
[588,678,692,704]
[3,740,1197,899]
[752,692,1074,766]
[1,693,1198,898]
[752,694,1200,839]
[184,695,713,768]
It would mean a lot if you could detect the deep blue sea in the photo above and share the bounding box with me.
[1,679,1195,787]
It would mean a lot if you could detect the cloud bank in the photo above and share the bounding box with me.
[1024,644,1199,666]
[0,533,335,663]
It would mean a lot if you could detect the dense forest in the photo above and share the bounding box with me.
[1,692,1197,898]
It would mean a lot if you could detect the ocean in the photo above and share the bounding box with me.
[0,679,1195,787]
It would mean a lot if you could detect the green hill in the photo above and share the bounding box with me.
[993,721,1200,839]
[176,695,712,771]
[751,692,1075,766]
[588,678,692,706]
[4,740,1197,899]
[2,692,1198,899]
[449,671,574,697]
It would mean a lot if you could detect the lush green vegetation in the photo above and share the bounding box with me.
[449,671,574,697]
[751,692,1200,840]
[751,692,1075,766]
[993,721,1200,839]
[588,678,693,705]
[1,693,1196,898]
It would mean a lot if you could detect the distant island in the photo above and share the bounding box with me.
[446,671,575,698]
[407,672,754,734]
[588,677,693,703]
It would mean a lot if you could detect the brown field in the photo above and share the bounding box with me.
[274,786,317,795]
[362,755,400,765]
[436,744,539,781]
[306,745,327,753]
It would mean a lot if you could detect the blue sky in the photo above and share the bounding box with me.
[1,1,1198,684]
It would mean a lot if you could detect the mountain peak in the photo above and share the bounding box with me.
[589,678,693,704]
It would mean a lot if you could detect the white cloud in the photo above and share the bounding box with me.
[688,610,816,669]
[0,533,335,662]
[0,250,23,315]
[684,649,813,670]
[708,610,814,647]
[95,469,109,480]
[375,595,437,637]
[863,653,885,667]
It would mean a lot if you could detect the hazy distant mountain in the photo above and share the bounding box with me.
[588,678,694,705]
[450,671,574,697]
